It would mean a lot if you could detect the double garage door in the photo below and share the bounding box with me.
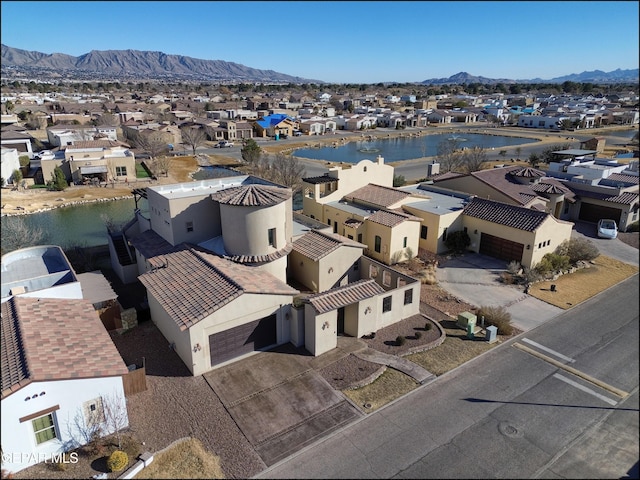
[209,314,277,366]
[479,232,524,263]
[578,203,621,224]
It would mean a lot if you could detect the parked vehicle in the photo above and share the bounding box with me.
[597,219,618,239]
[214,141,234,148]
[294,131,303,136]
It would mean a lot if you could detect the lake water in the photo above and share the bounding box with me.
[293,133,536,163]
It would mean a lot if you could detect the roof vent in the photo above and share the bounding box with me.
[10,286,27,295]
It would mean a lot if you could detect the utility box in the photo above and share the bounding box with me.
[466,322,475,339]
[457,311,477,330]
[486,325,498,343]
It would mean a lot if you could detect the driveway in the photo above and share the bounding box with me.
[572,220,639,266]
[434,252,562,332]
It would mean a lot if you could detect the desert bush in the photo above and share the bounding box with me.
[500,272,515,284]
[522,267,543,284]
[395,335,406,346]
[106,450,128,472]
[477,305,513,335]
[555,238,599,264]
[415,331,422,339]
[535,253,570,276]
[424,322,432,331]
[506,260,522,275]
[627,221,639,232]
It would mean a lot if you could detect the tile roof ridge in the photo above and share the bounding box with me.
[187,245,245,292]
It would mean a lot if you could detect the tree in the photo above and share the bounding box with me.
[101,391,129,450]
[241,138,262,165]
[393,174,406,187]
[153,155,173,177]
[1,216,50,255]
[133,130,168,163]
[460,146,487,173]
[180,125,207,155]
[269,153,306,192]
[528,153,540,168]
[444,230,471,253]
[435,138,463,173]
[12,168,23,186]
[48,166,68,191]
[95,112,118,127]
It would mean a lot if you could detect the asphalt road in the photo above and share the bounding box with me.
[256,275,639,479]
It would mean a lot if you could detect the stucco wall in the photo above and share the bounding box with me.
[1,376,126,473]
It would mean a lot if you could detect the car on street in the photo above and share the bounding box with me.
[214,141,234,148]
[597,219,618,239]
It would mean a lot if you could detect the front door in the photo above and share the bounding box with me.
[337,307,345,335]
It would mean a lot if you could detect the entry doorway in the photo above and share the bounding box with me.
[337,307,345,335]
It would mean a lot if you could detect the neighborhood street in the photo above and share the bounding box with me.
[256,275,639,479]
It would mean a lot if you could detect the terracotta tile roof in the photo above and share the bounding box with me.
[432,171,466,181]
[211,184,291,206]
[305,279,384,314]
[508,167,545,178]
[139,246,297,331]
[128,229,177,259]
[1,297,128,399]
[67,140,121,149]
[223,243,294,264]
[292,230,366,261]
[367,209,420,227]
[570,188,639,205]
[344,218,364,228]
[463,197,549,232]
[345,184,411,208]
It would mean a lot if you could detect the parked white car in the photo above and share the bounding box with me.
[597,219,618,239]
[214,141,234,148]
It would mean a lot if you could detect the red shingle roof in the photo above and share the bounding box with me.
[1,297,128,399]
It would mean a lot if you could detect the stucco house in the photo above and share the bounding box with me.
[1,146,21,186]
[0,126,36,159]
[0,246,129,474]
[253,114,297,138]
[46,125,119,147]
[47,140,136,185]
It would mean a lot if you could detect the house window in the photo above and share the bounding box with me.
[374,235,381,253]
[348,234,353,240]
[357,233,363,243]
[353,261,359,271]
[420,225,428,240]
[403,237,407,248]
[32,414,57,445]
[115,166,127,176]
[443,228,448,241]
[186,221,194,233]
[404,289,413,305]
[369,265,379,278]
[382,270,391,287]
[268,228,276,247]
[83,398,105,427]
[382,296,392,313]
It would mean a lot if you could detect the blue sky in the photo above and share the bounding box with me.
[1,1,638,83]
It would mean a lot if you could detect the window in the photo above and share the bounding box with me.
[32,414,57,445]
[403,236,407,248]
[382,296,392,313]
[420,225,428,240]
[443,228,448,242]
[115,166,127,176]
[353,261,359,271]
[186,221,194,233]
[357,233,363,243]
[348,235,353,240]
[369,265,379,278]
[404,289,413,305]
[374,235,381,253]
[83,398,105,427]
[268,228,276,247]
[382,270,391,287]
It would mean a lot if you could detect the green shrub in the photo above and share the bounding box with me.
[424,322,432,331]
[535,253,570,275]
[395,335,406,346]
[627,221,639,233]
[19,155,30,167]
[106,450,128,472]
[554,238,599,264]
[506,260,521,275]
[415,331,422,339]
[477,305,513,335]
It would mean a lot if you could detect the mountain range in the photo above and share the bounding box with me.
[1,45,638,85]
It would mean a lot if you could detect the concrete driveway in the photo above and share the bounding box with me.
[203,343,363,467]
[572,220,639,266]
[435,252,563,332]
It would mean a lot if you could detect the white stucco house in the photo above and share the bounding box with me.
[1,246,129,474]
[1,146,21,186]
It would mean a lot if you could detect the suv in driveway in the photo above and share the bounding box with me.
[214,141,234,148]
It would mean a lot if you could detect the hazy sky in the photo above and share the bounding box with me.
[1,1,638,83]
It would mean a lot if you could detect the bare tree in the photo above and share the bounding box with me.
[1,216,50,255]
[153,155,173,177]
[269,153,306,192]
[134,130,169,160]
[101,391,129,450]
[435,137,463,173]
[180,125,207,155]
[460,146,488,173]
[95,112,118,127]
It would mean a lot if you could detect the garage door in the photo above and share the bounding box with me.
[209,314,277,366]
[479,233,524,263]
[578,203,621,224]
